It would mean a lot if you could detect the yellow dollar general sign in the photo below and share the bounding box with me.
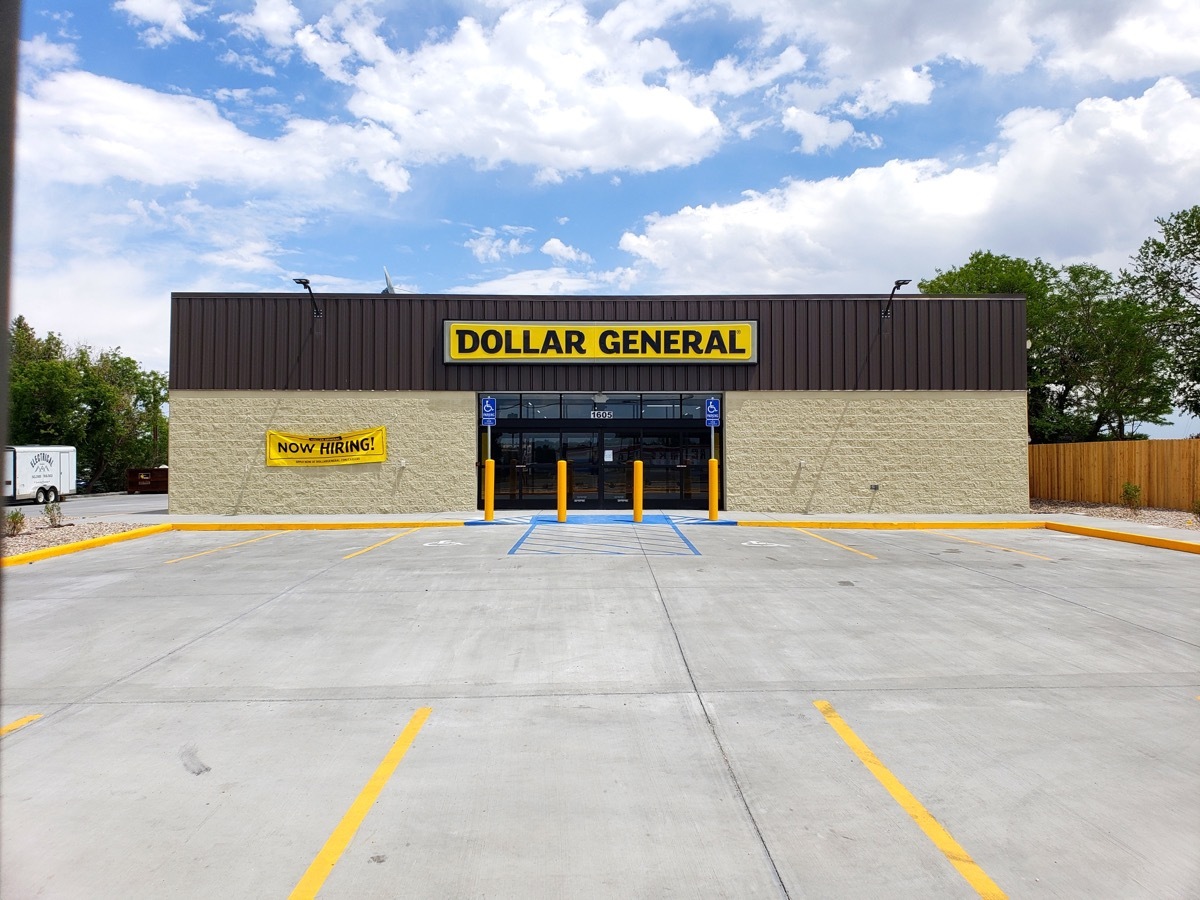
[444,321,757,363]
[266,427,387,467]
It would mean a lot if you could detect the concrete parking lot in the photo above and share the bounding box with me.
[2,517,1198,898]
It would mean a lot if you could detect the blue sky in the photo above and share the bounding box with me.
[13,0,1200,436]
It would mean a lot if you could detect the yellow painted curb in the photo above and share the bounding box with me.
[739,520,1047,530]
[1,524,174,567]
[171,521,465,532]
[1046,521,1200,555]
[1,520,466,566]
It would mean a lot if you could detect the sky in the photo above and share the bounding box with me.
[12,0,1200,436]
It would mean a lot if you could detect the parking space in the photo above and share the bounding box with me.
[2,522,1198,898]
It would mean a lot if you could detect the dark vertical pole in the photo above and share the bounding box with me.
[0,0,19,449]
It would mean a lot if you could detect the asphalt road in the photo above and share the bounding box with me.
[2,519,1198,898]
[57,491,170,519]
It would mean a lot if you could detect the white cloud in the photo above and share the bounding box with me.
[1036,0,1200,80]
[450,265,636,294]
[294,15,356,85]
[465,227,534,262]
[541,238,593,264]
[222,0,303,49]
[669,46,807,100]
[452,267,600,294]
[781,108,855,153]
[309,1,725,174]
[18,70,411,196]
[728,0,1200,79]
[113,0,208,47]
[620,78,1200,292]
[842,67,935,117]
[13,253,174,372]
[713,0,1200,128]
[19,35,78,74]
[218,49,277,77]
[205,0,1200,180]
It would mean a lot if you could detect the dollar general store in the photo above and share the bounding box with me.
[168,292,1028,515]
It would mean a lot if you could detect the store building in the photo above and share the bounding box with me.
[168,292,1028,515]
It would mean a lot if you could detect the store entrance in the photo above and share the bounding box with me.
[489,426,714,510]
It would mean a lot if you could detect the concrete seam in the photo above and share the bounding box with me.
[637,530,792,900]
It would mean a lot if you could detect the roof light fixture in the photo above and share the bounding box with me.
[293,277,323,319]
[881,278,911,335]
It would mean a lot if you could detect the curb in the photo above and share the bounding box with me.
[3,518,1197,566]
[1045,521,1200,555]
[171,521,465,532]
[739,520,1046,531]
[1,521,463,566]
[1,524,173,567]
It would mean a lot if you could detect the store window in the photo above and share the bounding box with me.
[486,393,718,421]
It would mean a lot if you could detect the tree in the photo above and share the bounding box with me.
[1056,264,1173,439]
[8,317,88,448]
[7,317,168,491]
[920,253,1174,442]
[1129,205,1200,417]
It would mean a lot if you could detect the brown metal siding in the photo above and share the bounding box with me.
[170,293,1027,392]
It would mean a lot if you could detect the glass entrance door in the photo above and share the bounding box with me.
[490,426,714,509]
[640,431,710,507]
[494,431,559,505]
[482,393,721,511]
[563,432,599,507]
[601,430,641,508]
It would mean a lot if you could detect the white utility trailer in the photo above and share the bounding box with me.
[4,445,77,503]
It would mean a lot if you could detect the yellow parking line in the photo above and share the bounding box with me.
[793,528,877,559]
[1,714,43,737]
[164,531,288,564]
[814,700,1006,899]
[289,707,432,900]
[343,528,417,559]
[923,530,1053,561]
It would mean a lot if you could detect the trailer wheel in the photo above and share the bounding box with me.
[35,488,46,504]
[46,487,59,503]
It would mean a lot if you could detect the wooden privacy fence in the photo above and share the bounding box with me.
[1028,439,1200,511]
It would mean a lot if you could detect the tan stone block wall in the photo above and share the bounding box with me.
[168,391,477,514]
[725,391,1029,514]
[171,389,1028,515]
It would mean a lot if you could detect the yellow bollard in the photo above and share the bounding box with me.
[633,459,643,522]
[483,458,495,522]
[557,459,567,522]
[708,458,719,521]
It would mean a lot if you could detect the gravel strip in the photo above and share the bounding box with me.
[2,519,149,556]
[1029,499,1199,530]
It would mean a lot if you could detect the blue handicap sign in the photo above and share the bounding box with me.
[705,397,720,427]
[481,396,497,427]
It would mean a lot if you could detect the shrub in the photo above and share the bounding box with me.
[44,501,65,528]
[1120,482,1143,513]
[1192,498,1200,520]
[5,509,26,537]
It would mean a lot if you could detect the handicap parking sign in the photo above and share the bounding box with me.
[705,397,720,427]
[481,396,497,427]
